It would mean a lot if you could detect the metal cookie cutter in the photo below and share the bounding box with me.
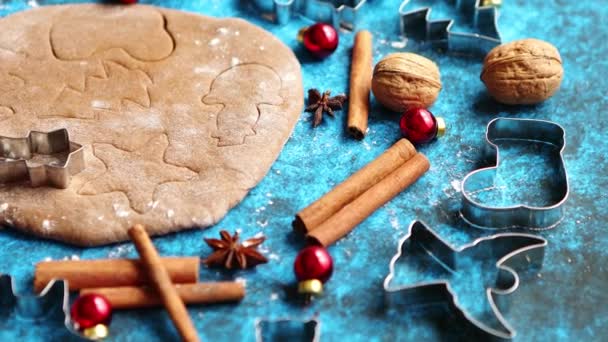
[383,220,547,339]
[399,0,501,55]
[0,274,85,339]
[250,0,367,31]
[461,118,569,230]
[255,317,320,342]
[0,128,85,189]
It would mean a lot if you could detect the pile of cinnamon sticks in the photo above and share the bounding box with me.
[294,139,429,246]
[35,255,244,309]
[35,225,244,341]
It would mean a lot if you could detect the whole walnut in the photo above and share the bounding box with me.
[481,39,563,105]
[371,53,441,112]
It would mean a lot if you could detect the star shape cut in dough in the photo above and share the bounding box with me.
[79,134,196,213]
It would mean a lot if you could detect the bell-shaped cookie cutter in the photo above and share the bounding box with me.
[383,220,547,339]
[461,118,569,230]
[399,0,502,55]
[250,0,367,31]
[0,128,85,189]
[254,317,320,342]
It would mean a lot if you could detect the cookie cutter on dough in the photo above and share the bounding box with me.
[250,0,367,31]
[399,0,501,55]
[255,317,320,342]
[0,274,87,340]
[461,118,569,230]
[0,128,85,189]
[383,220,547,339]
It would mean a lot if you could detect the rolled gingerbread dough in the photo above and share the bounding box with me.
[0,4,303,245]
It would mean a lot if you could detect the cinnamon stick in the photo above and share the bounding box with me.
[293,139,417,234]
[307,153,430,247]
[80,282,245,309]
[129,224,200,342]
[34,257,199,293]
[347,30,373,140]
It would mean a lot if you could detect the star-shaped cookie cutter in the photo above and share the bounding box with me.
[0,128,85,189]
[250,0,367,31]
[0,274,86,339]
[399,0,502,55]
[254,317,320,342]
[383,220,547,339]
[461,118,569,230]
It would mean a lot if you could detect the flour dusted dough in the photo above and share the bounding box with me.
[0,4,303,245]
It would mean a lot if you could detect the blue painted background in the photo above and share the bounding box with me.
[0,0,606,340]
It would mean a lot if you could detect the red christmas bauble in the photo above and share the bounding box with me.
[302,23,339,59]
[294,246,333,283]
[71,294,113,330]
[399,108,439,144]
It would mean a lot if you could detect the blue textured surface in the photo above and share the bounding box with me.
[0,0,607,340]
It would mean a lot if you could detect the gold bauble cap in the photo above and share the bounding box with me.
[297,27,308,43]
[436,117,446,138]
[83,324,109,340]
[481,0,502,7]
[298,279,323,295]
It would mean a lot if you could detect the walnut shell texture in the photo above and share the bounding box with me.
[481,38,563,105]
[371,53,441,112]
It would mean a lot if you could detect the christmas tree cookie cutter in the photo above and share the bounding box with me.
[255,317,320,342]
[250,0,367,31]
[0,274,86,340]
[399,0,502,55]
[0,128,85,189]
[461,118,569,230]
[383,220,547,339]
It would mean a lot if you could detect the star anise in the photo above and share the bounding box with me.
[203,230,268,270]
[305,88,347,127]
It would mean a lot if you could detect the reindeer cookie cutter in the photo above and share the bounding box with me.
[250,0,367,31]
[460,118,569,230]
[383,220,547,339]
[0,128,85,189]
[399,0,502,55]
